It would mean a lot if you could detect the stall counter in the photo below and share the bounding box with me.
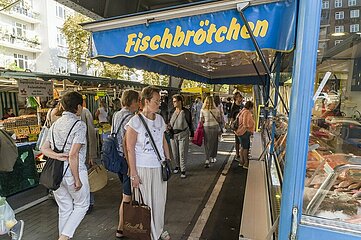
[0,142,38,197]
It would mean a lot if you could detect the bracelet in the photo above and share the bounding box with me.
[130,175,138,181]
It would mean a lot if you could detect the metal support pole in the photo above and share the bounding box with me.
[251,60,275,108]
[269,52,282,154]
[278,0,322,239]
[238,7,289,115]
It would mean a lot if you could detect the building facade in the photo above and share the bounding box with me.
[0,0,90,74]
[320,0,360,51]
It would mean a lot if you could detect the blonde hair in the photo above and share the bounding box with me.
[202,96,216,110]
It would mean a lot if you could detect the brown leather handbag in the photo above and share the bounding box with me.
[123,188,151,240]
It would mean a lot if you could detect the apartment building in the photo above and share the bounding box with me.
[320,0,361,51]
[0,0,88,74]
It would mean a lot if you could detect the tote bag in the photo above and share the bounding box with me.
[192,121,204,147]
[123,189,151,240]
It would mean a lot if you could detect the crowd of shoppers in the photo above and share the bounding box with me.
[34,87,255,240]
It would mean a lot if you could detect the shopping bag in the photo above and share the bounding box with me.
[0,197,16,235]
[88,164,108,192]
[192,121,204,147]
[123,189,151,240]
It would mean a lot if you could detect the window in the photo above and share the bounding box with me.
[335,25,344,33]
[335,0,343,8]
[14,54,28,69]
[57,28,66,46]
[56,4,66,19]
[350,9,360,18]
[322,1,330,9]
[335,40,343,45]
[348,0,357,6]
[335,11,344,19]
[58,57,68,73]
[350,24,360,32]
[14,23,26,37]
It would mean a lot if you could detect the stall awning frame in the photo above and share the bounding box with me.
[83,0,297,85]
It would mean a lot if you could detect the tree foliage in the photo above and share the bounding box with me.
[181,79,202,88]
[142,71,169,86]
[100,62,131,80]
[0,0,14,9]
[62,13,91,70]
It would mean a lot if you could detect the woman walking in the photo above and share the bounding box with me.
[169,94,193,179]
[41,91,89,240]
[125,86,171,240]
[236,101,255,169]
[95,99,109,124]
[112,90,140,238]
[200,96,221,168]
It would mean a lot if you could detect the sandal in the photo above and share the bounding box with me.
[116,230,124,238]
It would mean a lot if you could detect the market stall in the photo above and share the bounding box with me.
[0,70,180,197]
[81,0,361,238]
[82,0,300,238]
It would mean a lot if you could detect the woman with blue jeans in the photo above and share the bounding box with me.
[111,89,140,238]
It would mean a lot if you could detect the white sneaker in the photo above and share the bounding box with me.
[204,160,210,168]
[9,220,24,240]
[210,158,217,163]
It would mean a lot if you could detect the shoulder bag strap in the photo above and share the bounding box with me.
[111,111,117,134]
[138,114,162,163]
[210,110,222,130]
[115,113,133,135]
[170,110,181,128]
[61,120,80,152]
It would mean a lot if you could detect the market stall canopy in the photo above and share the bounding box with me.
[55,0,212,20]
[181,87,210,94]
[0,71,179,92]
[83,0,297,84]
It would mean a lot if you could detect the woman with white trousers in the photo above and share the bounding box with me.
[126,86,172,240]
[42,91,89,240]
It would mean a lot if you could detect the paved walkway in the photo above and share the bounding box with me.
[3,133,251,240]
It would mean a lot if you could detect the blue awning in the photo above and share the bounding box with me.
[83,0,297,84]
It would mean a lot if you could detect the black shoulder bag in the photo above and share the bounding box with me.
[138,114,172,181]
[40,120,80,190]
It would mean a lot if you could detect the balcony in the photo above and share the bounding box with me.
[0,25,41,53]
[0,6,40,24]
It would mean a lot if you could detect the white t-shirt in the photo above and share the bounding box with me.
[126,113,166,168]
[98,107,108,123]
[200,109,220,127]
[47,112,87,176]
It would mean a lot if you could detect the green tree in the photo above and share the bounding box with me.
[181,79,202,88]
[142,71,169,86]
[62,13,136,79]
[7,62,24,71]
[101,62,130,80]
[0,0,14,9]
[62,13,92,72]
